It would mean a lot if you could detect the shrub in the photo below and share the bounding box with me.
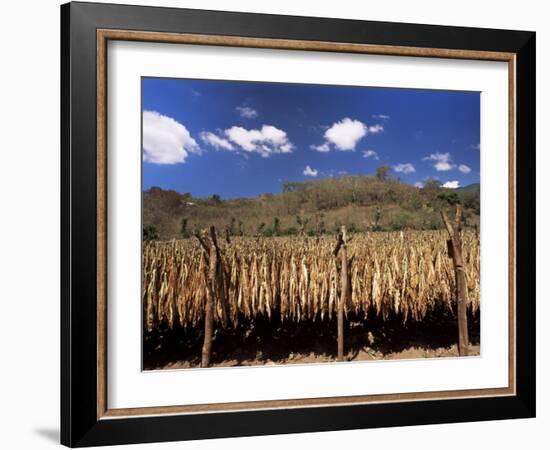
[143,224,159,241]
[347,223,358,233]
[437,191,460,206]
[180,217,189,238]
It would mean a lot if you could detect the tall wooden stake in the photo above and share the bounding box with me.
[333,225,348,361]
[195,226,229,368]
[441,205,469,357]
[209,226,228,329]
[201,235,217,368]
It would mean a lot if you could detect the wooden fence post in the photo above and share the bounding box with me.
[200,231,216,368]
[333,225,348,361]
[210,226,228,329]
[441,206,469,357]
[195,226,228,368]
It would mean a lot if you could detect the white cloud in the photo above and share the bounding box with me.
[394,163,416,174]
[324,118,367,151]
[200,132,234,151]
[372,114,390,120]
[142,111,199,164]
[236,106,258,118]
[368,124,384,134]
[458,164,472,174]
[312,118,383,153]
[442,180,460,189]
[310,143,331,153]
[470,143,480,150]
[414,181,424,188]
[224,125,293,157]
[423,152,454,171]
[303,165,319,177]
[363,149,379,160]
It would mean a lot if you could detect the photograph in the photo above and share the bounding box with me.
[141,77,481,370]
[55,2,536,446]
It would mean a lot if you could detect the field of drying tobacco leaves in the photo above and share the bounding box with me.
[142,230,480,368]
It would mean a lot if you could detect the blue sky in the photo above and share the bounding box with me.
[142,77,480,199]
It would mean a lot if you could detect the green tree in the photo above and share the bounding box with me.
[282,181,304,193]
[257,223,266,235]
[347,223,358,233]
[143,224,159,241]
[423,178,442,190]
[284,227,298,236]
[296,215,309,235]
[371,206,383,231]
[180,217,189,238]
[437,191,460,205]
[273,217,281,236]
[376,165,391,181]
[210,193,222,204]
[375,206,381,224]
[462,192,480,214]
[390,213,409,231]
[228,217,237,236]
[315,212,326,235]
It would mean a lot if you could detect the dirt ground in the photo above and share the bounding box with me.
[143,311,480,370]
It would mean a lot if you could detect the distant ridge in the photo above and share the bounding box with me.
[143,175,480,239]
[455,183,480,194]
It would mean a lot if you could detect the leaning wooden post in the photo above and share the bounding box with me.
[441,206,469,356]
[195,227,218,369]
[210,226,228,328]
[333,225,348,361]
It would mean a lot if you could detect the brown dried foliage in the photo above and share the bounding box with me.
[143,231,480,332]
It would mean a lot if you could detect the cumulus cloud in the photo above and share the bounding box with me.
[324,118,367,151]
[394,163,416,174]
[311,118,384,153]
[368,124,384,134]
[458,164,472,174]
[224,125,293,157]
[200,132,234,151]
[414,181,424,188]
[303,165,319,177]
[310,143,331,153]
[442,180,460,189]
[372,114,390,120]
[363,149,379,160]
[236,106,258,118]
[423,152,454,171]
[142,111,199,164]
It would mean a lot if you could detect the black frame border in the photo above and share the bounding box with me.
[61,2,535,447]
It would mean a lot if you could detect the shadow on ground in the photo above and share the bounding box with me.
[144,306,480,370]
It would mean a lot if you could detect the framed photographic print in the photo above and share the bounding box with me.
[61,1,536,447]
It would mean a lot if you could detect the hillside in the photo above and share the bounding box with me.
[455,183,480,195]
[143,176,480,240]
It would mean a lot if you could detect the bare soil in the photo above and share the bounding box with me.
[143,310,480,370]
